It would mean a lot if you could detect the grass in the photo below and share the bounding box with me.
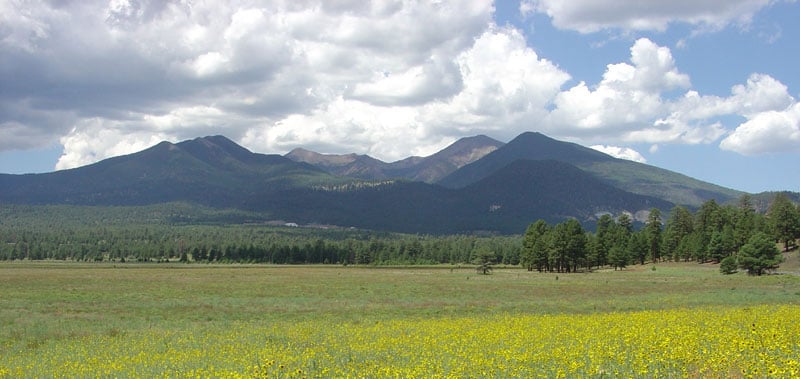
[2,261,800,377]
[1,260,799,352]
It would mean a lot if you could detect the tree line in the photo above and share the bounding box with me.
[520,193,799,275]
[0,222,522,265]
[0,194,797,272]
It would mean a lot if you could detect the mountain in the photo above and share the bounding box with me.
[0,136,341,207]
[285,135,503,183]
[458,159,672,231]
[285,148,392,180]
[439,132,741,207]
[0,132,751,234]
[395,135,504,182]
[255,159,670,234]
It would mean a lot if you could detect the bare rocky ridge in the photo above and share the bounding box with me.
[285,135,504,183]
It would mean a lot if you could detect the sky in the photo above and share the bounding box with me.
[1,0,798,194]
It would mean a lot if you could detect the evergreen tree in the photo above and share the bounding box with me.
[629,231,648,265]
[608,244,629,270]
[551,219,586,273]
[733,194,756,251]
[645,208,663,263]
[594,214,615,267]
[696,199,724,256]
[585,234,601,270]
[663,206,694,261]
[767,193,800,252]
[707,225,735,263]
[472,247,495,275]
[617,213,633,234]
[719,256,737,274]
[534,230,553,272]
[686,231,707,262]
[738,232,783,275]
[521,220,550,271]
[608,215,633,268]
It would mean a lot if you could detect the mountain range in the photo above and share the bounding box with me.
[0,132,756,234]
[285,134,504,183]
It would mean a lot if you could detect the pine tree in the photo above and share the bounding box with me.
[608,244,629,270]
[521,220,550,271]
[767,193,800,252]
[663,205,694,261]
[645,208,663,263]
[738,232,783,275]
[733,194,756,251]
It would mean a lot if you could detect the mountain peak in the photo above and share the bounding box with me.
[504,132,612,162]
[437,131,613,188]
[173,135,264,167]
[284,135,503,183]
[179,135,248,152]
[432,135,503,165]
[285,148,361,166]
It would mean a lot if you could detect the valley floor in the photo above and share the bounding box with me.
[1,261,799,377]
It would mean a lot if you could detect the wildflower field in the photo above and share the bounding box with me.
[2,262,799,377]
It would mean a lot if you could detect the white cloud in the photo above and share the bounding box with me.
[522,0,774,33]
[649,73,795,147]
[545,38,690,139]
[590,145,647,163]
[729,73,795,116]
[57,119,172,170]
[2,0,798,171]
[666,73,796,122]
[348,57,463,106]
[3,0,496,167]
[720,103,800,154]
[715,74,799,155]
[238,22,573,162]
[542,38,797,154]
[418,25,571,139]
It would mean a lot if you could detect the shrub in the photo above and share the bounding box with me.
[719,256,737,274]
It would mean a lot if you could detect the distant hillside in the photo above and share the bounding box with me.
[0,133,756,234]
[285,148,390,180]
[458,159,672,231]
[439,132,741,207]
[252,159,670,234]
[393,135,504,182]
[749,191,800,213]
[286,135,503,183]
[0,136,342,207]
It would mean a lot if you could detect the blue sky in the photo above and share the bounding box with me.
[1,0,798,194]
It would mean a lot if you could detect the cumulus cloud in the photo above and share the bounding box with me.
[1,0,797,171]
[590,145,647,163]
[658,73,796,151]
[242,25,572,159]
[2,0,496,168]
[57,119,172,170]
[542,38,796,155]
[417,25,570,139]
[720,103,800,155]
[348,57,463,106]
[545,38,693,141]
[522,0,774,33]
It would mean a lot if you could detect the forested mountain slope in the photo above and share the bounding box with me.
[251,159,671,234]
[438,132,741,207]
[0,136,341,207]
[0,132,753,234]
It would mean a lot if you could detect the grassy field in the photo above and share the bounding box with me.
[2,260,800,377]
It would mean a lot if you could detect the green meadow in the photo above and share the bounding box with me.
[2,260,799,349]
[2,257,800,377]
